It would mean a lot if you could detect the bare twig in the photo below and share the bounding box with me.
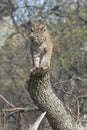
[0,94,15,108]
[53,83,80,122]
[75,76,87,86]
[1,107,39,113]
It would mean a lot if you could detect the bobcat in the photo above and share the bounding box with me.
[30,23,53,71]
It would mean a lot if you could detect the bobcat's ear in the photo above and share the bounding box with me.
[31,27,34,32]
[42,26,46,32]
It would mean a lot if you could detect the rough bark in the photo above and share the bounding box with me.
[27,68,78,130]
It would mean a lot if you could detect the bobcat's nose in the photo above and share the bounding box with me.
[30,38,33,42]
[43,48,47,53]
[30,36,35,42]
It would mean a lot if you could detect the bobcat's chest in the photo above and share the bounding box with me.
[33,42,47,55]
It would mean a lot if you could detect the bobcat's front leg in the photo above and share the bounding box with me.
[33,54,40,68]
[31,53,40,72]
[40,54,49,69]
[40,47,52,69]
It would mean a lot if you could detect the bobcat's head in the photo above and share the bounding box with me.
[30,23,46,45]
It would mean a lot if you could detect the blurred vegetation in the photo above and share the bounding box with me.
[0,0,87,130]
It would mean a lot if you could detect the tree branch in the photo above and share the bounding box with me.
[27,69,78,130]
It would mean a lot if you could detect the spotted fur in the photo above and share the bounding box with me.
[30,23,53,70]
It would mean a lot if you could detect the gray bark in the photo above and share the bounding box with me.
[27,69,78,130]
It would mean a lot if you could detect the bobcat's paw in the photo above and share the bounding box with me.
[30,67,42,74]
[40,62,50,69]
